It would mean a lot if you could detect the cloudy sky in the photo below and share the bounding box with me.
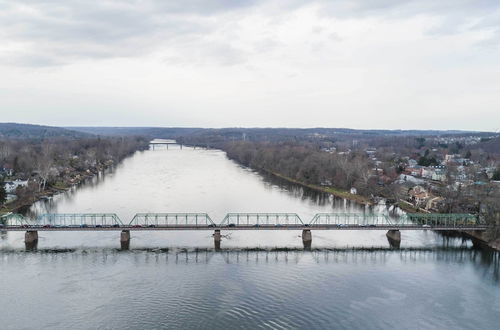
[1,0,499,131]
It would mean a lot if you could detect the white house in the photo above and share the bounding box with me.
[4,179,29,194]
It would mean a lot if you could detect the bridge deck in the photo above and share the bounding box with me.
[0,225,489,231]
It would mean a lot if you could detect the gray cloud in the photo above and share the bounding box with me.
[1,0,500,67]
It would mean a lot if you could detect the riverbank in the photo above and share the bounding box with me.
[264,170,373,205]
[0,164,112,215]
[0,143,149,215]
[464,230,500,252]
[246,164,500,251]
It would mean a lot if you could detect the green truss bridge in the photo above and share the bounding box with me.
[0,212,489,250]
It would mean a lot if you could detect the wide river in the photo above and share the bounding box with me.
[1,145,499,329]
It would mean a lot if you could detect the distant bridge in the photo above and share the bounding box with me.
[0,212,490,250]
[149,140,183,150]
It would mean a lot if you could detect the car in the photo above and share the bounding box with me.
[303,224,310,227]
[253,224,260,228]
[80,224,88,228]
[0,223,4,228]
[227,223,236,228]
[21,224,30,228]
[112,224,120,228]
[368,224,376,227]
[423,224,431,228]
[95,225,103,228]
[208,224,216,228]
[148,224,156,228]
[132,225,142,228]
[275,224,283,227]
[43,224,51,228]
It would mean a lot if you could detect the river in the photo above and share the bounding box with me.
[1,145,499,329]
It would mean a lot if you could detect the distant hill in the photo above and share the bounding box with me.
[68,127,203,138]
[0,123,91,139]
[68,126,489,139]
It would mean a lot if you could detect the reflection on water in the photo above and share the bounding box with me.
[2,146,499,330]
[1,247,498,279]
[1,248,499,330]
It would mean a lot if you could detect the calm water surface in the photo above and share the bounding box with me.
[1,146,499,329]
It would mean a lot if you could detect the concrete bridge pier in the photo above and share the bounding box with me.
[25,231,38,250]
[386,230,401,248]
[120,230,130,250]
[213,230,221,251]
[302,229,312,250]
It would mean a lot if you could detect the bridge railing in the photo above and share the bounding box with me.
[129,213,215,227]
[1,212,487,229]
[403,213,480,226]
[309,213,391,226]
[0,212,29,226]
[219,213,304,226]
[33,213,123,226]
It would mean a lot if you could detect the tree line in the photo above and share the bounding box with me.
[224,141,384,196]
[0,136,149,207]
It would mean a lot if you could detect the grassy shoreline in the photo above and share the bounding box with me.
[264,170,373,205]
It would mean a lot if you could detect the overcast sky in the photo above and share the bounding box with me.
[1,0,499,131]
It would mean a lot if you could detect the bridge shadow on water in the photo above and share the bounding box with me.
[1,246,498,283]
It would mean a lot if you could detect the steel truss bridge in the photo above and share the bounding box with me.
[0,212,487,231]
[0,212,490,250]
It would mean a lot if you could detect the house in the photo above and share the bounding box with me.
[408,185,429,206]
[422,166,447,182]
[1,164,14,177]
[421,167,432,179]
[397,174,425,185]
[4,179,29,194]
[408,159,418,167]
[431,169,447,182]
[405,166,423,177]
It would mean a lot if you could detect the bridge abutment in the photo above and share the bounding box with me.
[25,230,38,250]
[213,229,222,251]
[386,230,401,248]
[302,229,312,249]
[120,230,130,250]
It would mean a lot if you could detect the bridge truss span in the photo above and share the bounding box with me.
[219,213,304,227]
[403,213,480,227]
[129,213,215,227]
[309,213,391,227]
[35,213,123,227]
[0,212,28,226]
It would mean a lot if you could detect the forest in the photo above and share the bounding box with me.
[224,141,392,198]
[0,134,149,210]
